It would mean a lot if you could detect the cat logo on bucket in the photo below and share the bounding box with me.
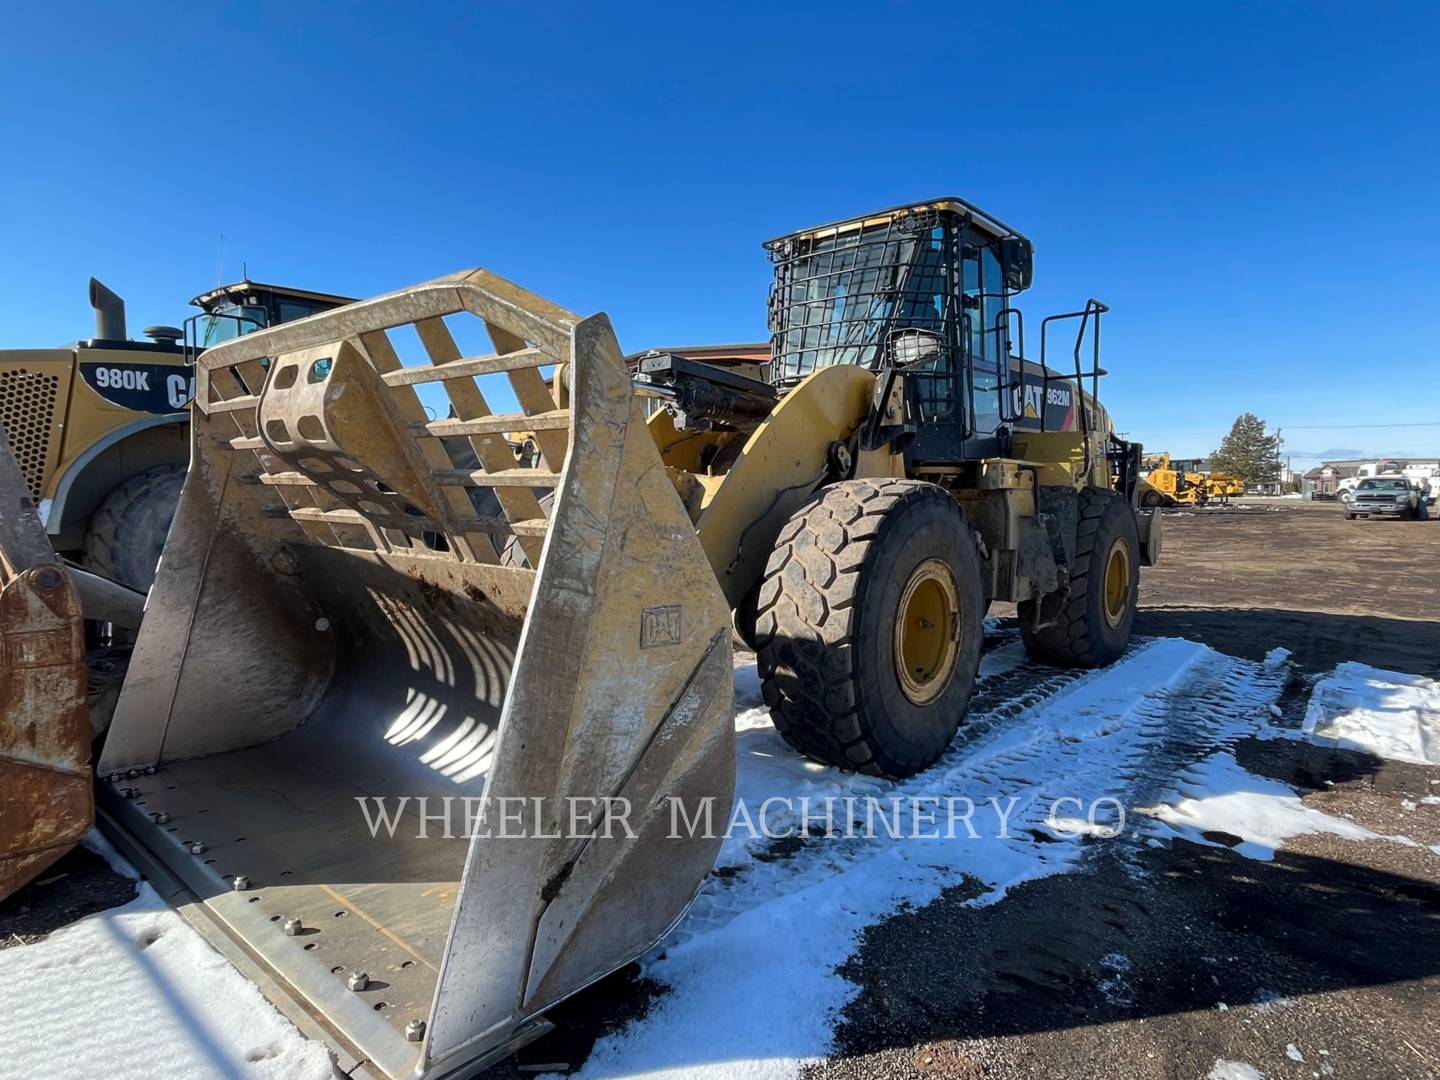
[641,605,683,647]
[79,362,195,415]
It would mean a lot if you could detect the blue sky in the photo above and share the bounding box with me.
[3,2,1437,468]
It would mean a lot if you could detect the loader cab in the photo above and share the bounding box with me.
[764,198,1101,466]
[184,280,356,362]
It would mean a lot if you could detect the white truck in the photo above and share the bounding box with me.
[1337,461,1436,505]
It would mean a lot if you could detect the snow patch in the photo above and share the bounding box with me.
[1208,1059,1264,1080]
[1141,751,1391,860]
[1303,663,1440,764]
[0,834,332,1080]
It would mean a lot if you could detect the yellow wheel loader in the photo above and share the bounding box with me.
[51,198,1153,1077]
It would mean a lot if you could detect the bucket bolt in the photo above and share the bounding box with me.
[190,841,208,855]
[122,787,141,800]
[283,918,303,936]
[405,1019,425,1042]
[347,971,370,992]
[232,875,250,891]
[151,811,171,825]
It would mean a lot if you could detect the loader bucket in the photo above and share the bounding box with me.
[98,271,734,1078]
[0,422,90,902]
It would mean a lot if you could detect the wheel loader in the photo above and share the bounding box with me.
[8,198,1158,1077]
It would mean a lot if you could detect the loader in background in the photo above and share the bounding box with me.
[0,277,355,596]
[0,278,357,903]
[91,198,1159,1078]
[1139,452,1210,507]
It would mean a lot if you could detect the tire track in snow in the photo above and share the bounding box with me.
[670,639,1288,949]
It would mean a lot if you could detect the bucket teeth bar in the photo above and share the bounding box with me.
[98,269,734,1079]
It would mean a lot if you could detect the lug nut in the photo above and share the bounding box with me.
[283,918,302,936]
[190,841,208,855]
[232,875,250,891]
[347,971,369,991]
[405,1019,425,1042]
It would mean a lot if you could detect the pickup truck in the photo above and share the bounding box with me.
[1346,477,1431,520]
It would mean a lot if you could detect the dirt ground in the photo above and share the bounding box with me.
[1134,499,1440,679]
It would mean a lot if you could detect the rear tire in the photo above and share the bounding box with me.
[1020,487,1139,668]
[81,464,186,591]
[755,479,985,779]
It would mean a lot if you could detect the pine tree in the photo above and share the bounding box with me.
[1209,414,1282,487]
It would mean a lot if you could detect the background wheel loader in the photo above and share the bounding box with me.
[0,278,357,900]
[1139,451,1211,507]
[23,198,1156,1078]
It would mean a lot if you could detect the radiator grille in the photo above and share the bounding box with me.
[0,368,61,500]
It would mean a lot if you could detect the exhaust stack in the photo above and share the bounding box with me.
[88,278,126,340]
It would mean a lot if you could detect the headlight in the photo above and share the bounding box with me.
[1395,494,1409,502]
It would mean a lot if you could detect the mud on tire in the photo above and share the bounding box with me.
[1019,487,1139,668]
[81,463,186,591]
[755,479,985,779]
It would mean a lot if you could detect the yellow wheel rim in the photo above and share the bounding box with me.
[1102,538,1133,629]
[894,559,961,706]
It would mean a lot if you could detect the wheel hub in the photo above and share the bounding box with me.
[893,558,961,706]
[1102,538,1133,629]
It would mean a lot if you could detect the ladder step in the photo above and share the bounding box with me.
[382,347,550,387]
[413,410,569,438]
[208,394,261,414]
[432,468,561,488]
[229,435,266,451]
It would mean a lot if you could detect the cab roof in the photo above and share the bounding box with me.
[765,196,1030,249]
[189,279,356,313]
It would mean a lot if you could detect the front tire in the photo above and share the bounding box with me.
[81,464,186,591]
[755,479,985,779]
[1020,488,1139,668]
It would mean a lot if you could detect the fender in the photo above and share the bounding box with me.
[45,413,187,534]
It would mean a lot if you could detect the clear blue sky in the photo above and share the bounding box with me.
[3,2,1437,468]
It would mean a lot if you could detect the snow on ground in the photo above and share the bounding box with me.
[0,834,332,1080]
[1207,1059,1264,1080]
[1302,662,1440,764]
[563,638,1291,1079]
[1141,750,1400,860]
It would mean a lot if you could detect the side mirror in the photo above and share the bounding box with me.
[999,237,1034,291]
[886,328,944,370]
